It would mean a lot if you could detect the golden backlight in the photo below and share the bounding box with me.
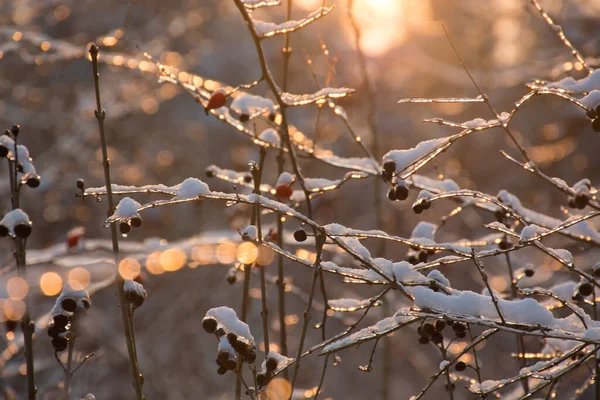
[298,0,432,57]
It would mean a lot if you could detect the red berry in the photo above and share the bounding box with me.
[275,184,294,200]
[67,227,85,249]
[205,89,227,115]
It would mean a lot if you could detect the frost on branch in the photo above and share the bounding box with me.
[328,297,383,312]
[171,177,210,199]
[105,197,142,225]
[280,87,355,107]
[0,136,41,187]
[252,7,332,38]
[204,306,255,344]
[496,190,600,244]
[241,0,280,10]
[230,94,275,121]
[258,128,280,147]
[382,137,452,179]
[519,224,549,243]
[535,69,600,93]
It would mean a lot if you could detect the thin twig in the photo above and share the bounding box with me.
[528,0,592,75]
[89,44,143,400]
[291,233,326,392]
[6,127,36,400]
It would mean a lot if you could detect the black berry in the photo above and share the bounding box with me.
[217,366,227,375]
[421,323,435,338]
[202,317,218,334]
[26,176,40,188]
[394,185,409,201]
[455,361,466,372]
[593,262,600,278]
[266,357,278,371]
[593,118,600,133]
[575,193,588,209]
[130,216,143,228]
[431,331,443,344]
[119,222,131,235]
[14,223,32,238]
[205,168,214,178]
[245,349,257,363]
[76,179,85,190]
[452,323,466,334]
[61,298,77,312]
[579,282,593,297]
[11,125,20,137]
[524,268,534,277]
[387,186,396,201]
[53,314,69,329]
[418,336,429,345]
[435,321,446,331]
[587,108,597,119]
[382,161,396,173]
[52,337,68,352]
[294,228,307,242]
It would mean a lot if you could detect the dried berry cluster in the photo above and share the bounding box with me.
[1,125,40,188]
[202,315,257,375]
[256,356,279,387]
[47,287,91,352]
[382,161,410,202]
[418,320,468,346]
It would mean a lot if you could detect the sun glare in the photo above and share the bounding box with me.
[299,0,432,57]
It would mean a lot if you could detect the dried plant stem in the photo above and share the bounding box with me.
[63,336,76,400]
[254,148,270,356]
[467,326,484,391]
[505,252,529,393]
[89,44,143,400]
[8,136,36,400]
[281,0,293,92]
[291,234,325,393]
[277,0,292,377]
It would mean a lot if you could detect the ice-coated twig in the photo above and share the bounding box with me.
[242,0,281,10]
[528,0,592,75]
[280,87,355,107]
[398,96,485,104]
[253,7,332,39]
[88,44,144,400]
[472,250,506,324]
[469,343,591,396]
